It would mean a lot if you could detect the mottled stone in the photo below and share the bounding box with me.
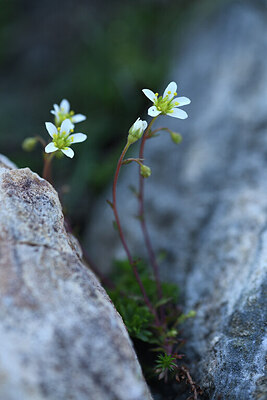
[0,158,152,400]
[85,2,267,399]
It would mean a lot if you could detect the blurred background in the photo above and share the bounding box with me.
[0,0,224,240]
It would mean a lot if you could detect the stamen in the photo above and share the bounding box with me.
[168,91,171,94]
[174,92,177,96]
[175,102,179,105]
[155,93,159,97]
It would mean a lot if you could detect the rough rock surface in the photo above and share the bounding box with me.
[85,2,267,399]
[0,158,152,400]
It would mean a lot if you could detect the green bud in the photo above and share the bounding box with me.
[170,131,182,144]
[128,117,147,144]
[140,164,151,178]
[167,329,178,337]
[127,134,139,145]
[22,137,38,151]
[187,310,196,318]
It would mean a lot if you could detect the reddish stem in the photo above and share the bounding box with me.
[138,118,164,305]
[42,153,54,183]
[35,135,47,148]
[112,142,158,321]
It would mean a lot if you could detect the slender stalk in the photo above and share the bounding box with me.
[42,153,54,183]
[147,126,167,137]
[112,141,158,320]
[138,118,164,305]
[35,135,47,148]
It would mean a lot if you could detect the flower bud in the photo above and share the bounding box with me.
[170,131,182,144]
[22,137,38,151]
[128,117,147,144]
[140,164,151,178]
[167,329,178,338]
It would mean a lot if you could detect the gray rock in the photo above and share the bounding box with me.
[85,2,267,399]
[0,158,152,400]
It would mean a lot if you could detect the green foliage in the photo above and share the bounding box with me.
[154,353,179,381]
[108,259,180,344]
[108,258,197,385]
[156,353,177,372]
[176,309,196,324]
[112,298,153,342]
[109,258,179,306]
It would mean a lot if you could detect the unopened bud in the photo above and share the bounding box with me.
[140,164,151,178]
[128,117,147,144]
[22,137,37,151]
[167,329,178,337]
[170,131,182,144]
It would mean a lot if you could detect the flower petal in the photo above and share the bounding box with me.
[69,133,87,143]
[71,114,86,123]
[62,147,74,158]
[167,108,188,119]
[172,96,191,107]
[53,104,59,112]
[142,89,156,103]
[60,99,70,113]
[163,81,177,99]
[45,142,58,153]
[45,122,57,138]
[142,121,148,130]
[148,106,161,117]
[50,110,56,115]
[60,118,74,135]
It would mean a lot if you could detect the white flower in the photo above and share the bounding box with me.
[142,81,191,119]
[45,119,87,158]
[128,117,148,144]
[51,99,86,126]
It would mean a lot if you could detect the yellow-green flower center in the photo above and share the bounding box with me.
[53,129,74,150]
[55,110,75,127]
[154,92,179,114]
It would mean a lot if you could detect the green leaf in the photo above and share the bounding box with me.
[106,199,114,209]
[128,185,139,197]
[155,297,173,308]
[112,220,118,231]
[176,310,196,325]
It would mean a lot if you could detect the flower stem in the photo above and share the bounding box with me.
[112,141,158,321]
[35,135,47,148]
[138,117,164,306]
[42,153,54,183]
